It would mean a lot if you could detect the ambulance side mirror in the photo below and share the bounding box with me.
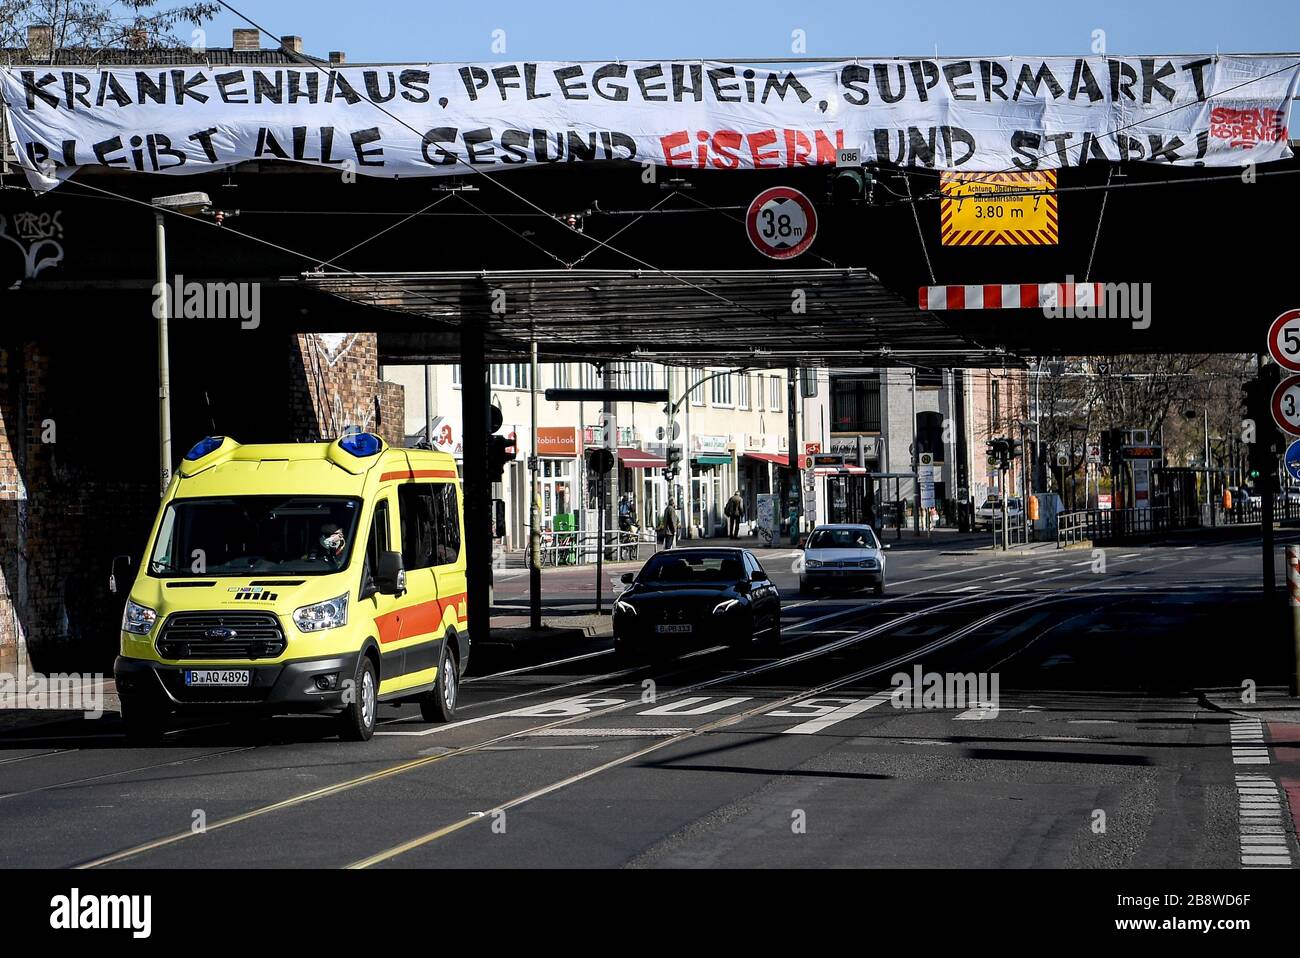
[109,554,134,594]
[375,551,406,597]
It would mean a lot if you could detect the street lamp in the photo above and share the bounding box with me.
[150,192,210,497]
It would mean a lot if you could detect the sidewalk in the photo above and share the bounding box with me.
[0,642,118,734]
[1201,686,1300,725]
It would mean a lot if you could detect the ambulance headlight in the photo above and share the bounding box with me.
[294,593,349,633]
[122,600,158,635]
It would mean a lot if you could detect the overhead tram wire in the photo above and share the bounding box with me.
[212,0,811,334]
[52,174,471,320]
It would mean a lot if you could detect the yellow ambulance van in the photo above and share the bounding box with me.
[113,433,468,742]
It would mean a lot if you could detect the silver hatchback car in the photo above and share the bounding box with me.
[799,524,888,595]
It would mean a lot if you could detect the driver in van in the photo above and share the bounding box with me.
[306,521,348,568]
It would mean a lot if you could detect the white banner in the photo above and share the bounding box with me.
[2,56,1297,191]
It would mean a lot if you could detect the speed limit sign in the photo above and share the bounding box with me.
[745,186,818,260]
[1267,309,1300,372]
[1271,375,1300,436]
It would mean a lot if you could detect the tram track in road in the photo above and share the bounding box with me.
[71,553,1159,873]
[70,552,1183,869]
[376,552,1044,729]
[341,591,1092,868]
[344,553,1219,867]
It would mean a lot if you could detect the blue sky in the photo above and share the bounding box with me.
[204,0,1299,62]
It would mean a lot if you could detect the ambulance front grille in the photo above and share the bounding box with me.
[156,611,287,660]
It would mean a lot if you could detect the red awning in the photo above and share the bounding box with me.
[618,447,666,469]
[743,452,793,466]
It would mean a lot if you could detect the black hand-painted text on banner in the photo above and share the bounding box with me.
[1,56,1296,191]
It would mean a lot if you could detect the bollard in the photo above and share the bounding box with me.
[1289,545,1300,696]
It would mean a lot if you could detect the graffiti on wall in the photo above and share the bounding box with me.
[0,211,64,280]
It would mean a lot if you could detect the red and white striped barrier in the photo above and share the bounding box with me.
[919,283,1105,311]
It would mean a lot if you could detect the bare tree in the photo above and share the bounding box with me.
[1,1,220,61]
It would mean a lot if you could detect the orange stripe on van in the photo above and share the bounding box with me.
[380,469,459,482]
[374,592,468,644]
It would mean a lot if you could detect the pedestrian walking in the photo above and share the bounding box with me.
[724,491,744,538]
[661,500,679,550]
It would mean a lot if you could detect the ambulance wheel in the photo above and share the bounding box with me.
[420,639,458,723]
[338,654,377,742]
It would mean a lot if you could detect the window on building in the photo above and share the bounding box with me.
[916,411,944,459]
[629,362,656,391]
[769,375,782,413]
[690,369,706,406]
[711,370,733,407]
[551,363,571,389]
[915,368,943,389]
[488,364,530,390]
[830,376,882,433]
[579,363,600,389]
[451,365,461,385]
[754,375,764,411]
[738,374,750,410]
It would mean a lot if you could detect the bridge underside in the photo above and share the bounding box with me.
[301,268,1019,368]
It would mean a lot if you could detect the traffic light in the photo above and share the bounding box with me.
[487,434,516,482]
[664,444,683,480]
[1243,365,1282,491]
[986,438,1011,469]
[829,167,874,204]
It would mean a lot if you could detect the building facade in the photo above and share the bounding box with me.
[382,362,830,546]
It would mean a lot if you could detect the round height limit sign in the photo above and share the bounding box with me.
[1267,309,1300,372]
[1272,375,1300,436]
[746,187,818,260]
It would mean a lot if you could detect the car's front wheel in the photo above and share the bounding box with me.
[338,654,377,741]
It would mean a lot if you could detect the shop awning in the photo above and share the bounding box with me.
[618,447,666,469]
[743,452,793,466]
[695,454,733,465]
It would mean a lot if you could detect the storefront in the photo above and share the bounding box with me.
[690,434,732,537]
[617,446,667,531]
[536,426,579,531]
[740,451,786,535]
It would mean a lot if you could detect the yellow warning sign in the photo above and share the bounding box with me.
[940,171,1057,246]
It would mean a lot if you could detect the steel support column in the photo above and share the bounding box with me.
[460,285,492,648]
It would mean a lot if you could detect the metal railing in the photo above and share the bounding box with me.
[1054,507,1171,546]
[538,529,657,567]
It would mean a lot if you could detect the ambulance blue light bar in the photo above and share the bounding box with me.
[339,433,383,457]
[184,436,226,461]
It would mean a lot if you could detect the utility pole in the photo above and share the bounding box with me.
[528,341,541,630]
[787,367,800,545]
[154,210,172,498]
[911,367,919,534]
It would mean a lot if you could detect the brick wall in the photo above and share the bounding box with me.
[288,332,404,445]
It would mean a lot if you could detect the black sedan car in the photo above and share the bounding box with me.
[613,548,781,659]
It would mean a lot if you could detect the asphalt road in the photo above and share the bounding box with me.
[2,532,1298,869]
